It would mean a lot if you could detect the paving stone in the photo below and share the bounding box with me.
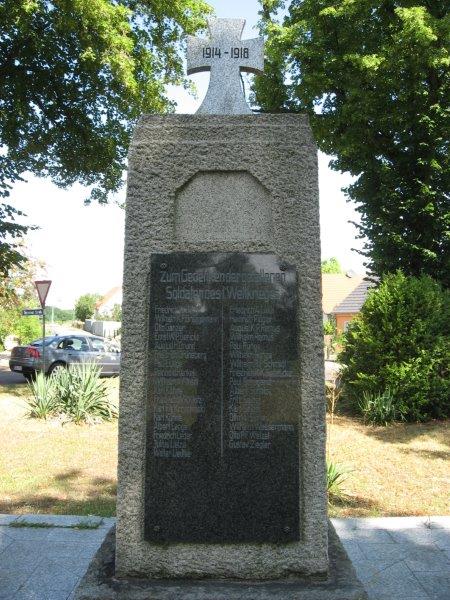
[46,528,107,543]
[76,544,103,564]
[14,515,104,528]
[49,555,96,577]
[388,528,440,545]
[0,529,14,554]
[41,541,88,560]
[331,518,360,532]
[0,514,20,525]
[427,517,450,530]
[417,573,450,600]
[354,517,428,530]
[360,542,408,563]
[4,526,51,542]
[98,518,115,529]
[404,546,450,573]
[336,527,394,543]
[14,587,73,600]
[24,561,81,594]
[341,540,367,563]
[0,541,44,574]
[2,516,450,600]
[429,530,450,551]
[0,525,15,543]
[0,568,28,599]
[364,563,430,600]
[350,559,388,587]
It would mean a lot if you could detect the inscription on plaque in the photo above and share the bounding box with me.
[145,252,299,543]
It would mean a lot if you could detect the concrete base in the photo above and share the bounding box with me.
[74,522,368,600]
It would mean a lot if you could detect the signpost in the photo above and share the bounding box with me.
[34,280,52,373]
[22,308,43,316]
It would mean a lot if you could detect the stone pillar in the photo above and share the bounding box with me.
[116,114,328,579]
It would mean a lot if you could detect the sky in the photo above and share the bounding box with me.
[8,0,365,309]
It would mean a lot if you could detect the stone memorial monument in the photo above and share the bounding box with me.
[75,17,367,600]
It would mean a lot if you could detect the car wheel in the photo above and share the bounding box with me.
[47,362,66,376]
[23,370,36,382]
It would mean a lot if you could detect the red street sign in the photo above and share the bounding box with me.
[35,280,52,308]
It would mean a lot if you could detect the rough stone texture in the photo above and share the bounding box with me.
[175,171,273,242]
[117,114,327,579]
[74,523,368,600]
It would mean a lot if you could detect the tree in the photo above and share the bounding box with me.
[0,0,212,275]
[339,272,449,422]
[45,306,75,322]
[321,257,343,274]
[0,204,31,279]
[74,294,100,322]
[0,251,45,347]
[111,304,122,322]
[254,1,449,286]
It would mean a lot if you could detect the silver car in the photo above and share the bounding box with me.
[9,334,121,380]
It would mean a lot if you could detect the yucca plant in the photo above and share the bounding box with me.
[27,372,59,419]
[326,460,350,501]
[53,363,117,424]
[359,387,403,426]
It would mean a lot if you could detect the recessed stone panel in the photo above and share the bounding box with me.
[174,171,272,243]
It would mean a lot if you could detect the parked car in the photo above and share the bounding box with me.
[9,334,120,380]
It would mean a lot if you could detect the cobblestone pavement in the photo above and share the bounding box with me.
[0,515,449,600]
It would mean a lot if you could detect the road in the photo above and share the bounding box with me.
[0,353,26,385]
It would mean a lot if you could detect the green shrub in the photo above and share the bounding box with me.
[27,372,59,419]
[339,272,449,422]
[14,316,42,345]
[0,310,42,348]
[323,319,335,336]
[53,363,117,424]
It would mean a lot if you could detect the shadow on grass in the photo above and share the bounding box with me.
[0,382,29,397]
[0,469,117,517]
[330,494,382,514]
[398,447,450,461]
[360,420,450,446]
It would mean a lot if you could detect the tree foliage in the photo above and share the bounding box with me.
[339,272,449,422]
[255,1,450,286]
[74,293,100,322]
[0,251,45,347]
[321,257,343,273]
[0,203,31,278]
[0,0,212,273]
[111,303,122,322]
[45,306,75,322]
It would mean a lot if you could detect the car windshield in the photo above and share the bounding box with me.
[30,337,57,347]
[91,338,120,352]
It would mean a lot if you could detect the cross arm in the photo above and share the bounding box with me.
[239,37,264,75]
[186,36,211,75]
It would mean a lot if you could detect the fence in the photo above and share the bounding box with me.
[84,320,121,339]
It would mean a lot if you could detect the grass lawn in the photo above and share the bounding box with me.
[0,382,448,518]
[327,415,449,517]
[0,381,118,516]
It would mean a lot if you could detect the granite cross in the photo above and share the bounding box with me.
[187,18,264,115]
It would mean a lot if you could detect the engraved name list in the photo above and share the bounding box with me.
[145,252,300,543]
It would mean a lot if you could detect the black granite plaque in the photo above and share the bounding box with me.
[145,252,299,543]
